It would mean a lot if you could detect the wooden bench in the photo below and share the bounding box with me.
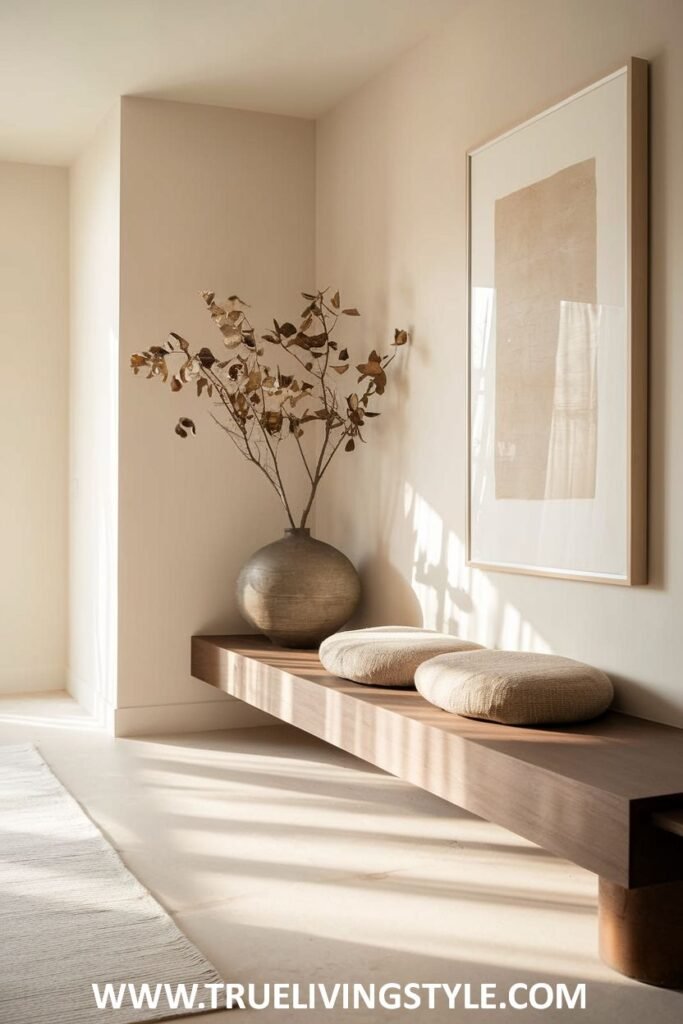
[191,634,683,987]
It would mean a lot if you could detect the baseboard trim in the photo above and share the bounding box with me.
[113,696,275,737]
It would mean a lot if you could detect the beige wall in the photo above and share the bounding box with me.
[0,162,69,693]
[117,98,315,732]
[68,107,120,723]
[315,0,683,724]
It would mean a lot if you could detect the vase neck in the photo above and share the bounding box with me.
[285,527,311,538]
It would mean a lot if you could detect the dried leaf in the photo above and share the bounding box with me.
[179,417,196,434]
[175,423,187,438]
[279,322,297,339]
[171,376,182,392]
[330,291,340,310]
[339,348,349,361]
[393,328,408,346]
[345,438,355,452]
[332,364,349,374]
[130,353,148,368]
[301,292,317,301]
[261,410,283,434]
[356,359,383,378]
[262,333,279,344]
[201,290,215,306]
[342,308,360,316]
[197,347,216,369]
[293,332,326,351]
[360,367,387,395]
[227,294,249,305]
[169,332,190,352]
[244,369,262,393]
[299,314,313,332]
[219,322,242,347]
[227,309,243,323]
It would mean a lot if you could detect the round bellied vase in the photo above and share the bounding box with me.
[236,528,361,648]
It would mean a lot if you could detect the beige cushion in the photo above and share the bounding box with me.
[415,650,613,725]
[319,626,484,688]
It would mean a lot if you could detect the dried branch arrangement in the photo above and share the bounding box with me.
[131,289,408,528]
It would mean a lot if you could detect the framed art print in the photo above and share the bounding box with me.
[466,59,648,584]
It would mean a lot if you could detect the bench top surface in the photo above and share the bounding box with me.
[194,634,683,804]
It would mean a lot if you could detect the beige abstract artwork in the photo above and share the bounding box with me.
[494,158,598,500]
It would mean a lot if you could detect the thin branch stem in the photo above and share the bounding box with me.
[289,420,314,483]
[319,428,349,479]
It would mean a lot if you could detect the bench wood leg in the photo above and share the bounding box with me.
[599,877,683,987]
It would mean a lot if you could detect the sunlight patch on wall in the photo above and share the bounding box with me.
[403,483,550,654]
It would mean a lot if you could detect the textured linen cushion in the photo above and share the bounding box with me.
[319,626,484,688]
[415,650,614,725]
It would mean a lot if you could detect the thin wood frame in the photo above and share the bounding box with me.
[465,59,648,585]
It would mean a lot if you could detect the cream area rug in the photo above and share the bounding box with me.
[0,745,223,1023]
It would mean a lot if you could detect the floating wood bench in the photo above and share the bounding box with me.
[192,634,683,987]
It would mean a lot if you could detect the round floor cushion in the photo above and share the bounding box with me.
[415,650,614,725]
[319,626,484,689]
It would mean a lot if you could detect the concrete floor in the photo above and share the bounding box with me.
[1,692,681,1023]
